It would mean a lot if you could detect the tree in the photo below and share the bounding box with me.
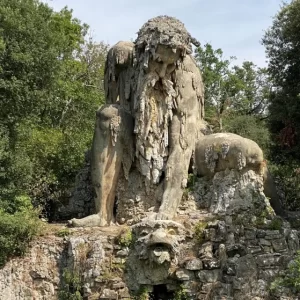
[195,43,271,136]
[0,0,108,219]
[231,63,270,116]
[195,43,235,130]
[262,0,300,159]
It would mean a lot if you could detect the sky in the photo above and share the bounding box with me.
[42,0,287,67]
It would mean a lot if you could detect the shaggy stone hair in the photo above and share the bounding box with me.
[135,15,200,55]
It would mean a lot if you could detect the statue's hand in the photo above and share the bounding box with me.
[68,218,75,227]
[67,214,108,227]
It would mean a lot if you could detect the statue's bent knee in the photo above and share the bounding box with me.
[96,104,121,132]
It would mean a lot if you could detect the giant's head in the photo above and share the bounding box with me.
[134,16,199,78]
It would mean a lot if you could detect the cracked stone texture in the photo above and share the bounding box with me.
[0,170,299,299]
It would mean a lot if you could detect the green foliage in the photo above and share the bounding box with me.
[270,251,300,295]
[195,43,235,130]
[59,242,91,299]
[56,228,71,238]
[268,217,283,230]
[58,269,83,300]
[255,209,268,228]
[223,114,271,156]
[174,285,190,300]
[290,218,300,229]
[263,0,300,161]
[116,228,133,248]
[187,174,197,190]
[262,0,300,91]
[133,286,150,300]
[268,161,300,210]
[254,206,282,229]
[0,208,42,267]
[195,44,270,132]
[97,260,125,284]
[194,221,208,244]
[183,174,198,200]
[0,0,107,219]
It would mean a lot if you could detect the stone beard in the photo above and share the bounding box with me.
[133,43,184,185]
[134,73,177,184]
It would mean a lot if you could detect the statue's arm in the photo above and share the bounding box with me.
[158,56,204,219]
[175,55,204,120]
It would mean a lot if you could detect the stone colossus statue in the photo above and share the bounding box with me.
[69,15,284,227]
[69,16,205,226]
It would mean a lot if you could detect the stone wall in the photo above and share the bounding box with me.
[0,170,299,299]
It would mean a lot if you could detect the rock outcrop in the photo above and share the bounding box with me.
[1,170,299,299]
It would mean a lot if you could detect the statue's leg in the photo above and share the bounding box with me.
[92,105,124,226]
[70,105,130,227]
[157,115,194,219]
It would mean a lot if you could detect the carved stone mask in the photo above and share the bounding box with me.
[132,220,185,265]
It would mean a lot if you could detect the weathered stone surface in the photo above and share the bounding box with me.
[0,236,64,300]
[118,287,131,299]
[112,282,126,289]
[202,258,220,270]
[272,238,288,252]
[256,253,288,268]
[244,228,257,240]
[116,248,129,257]
[287,229,300,254]
[264,230,282,240]
[199,242,213,259]
[258,268,280,282]
[235,255,257,278]
[259,238,271,246]
[195,133,264,177]
[175,269,192,281]
[0,169,299,300]
[185,258,203,270]
[226,243,247,257]
[198,270,221,283]
[99,289,118,299]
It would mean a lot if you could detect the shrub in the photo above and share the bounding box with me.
[223,114,271,156]
[174,285,190,300]
[58,269,83,300]
[0,208,42,267]
[270,250,300,295]
[268,161,300,210]
[268,217,283,230]
[116,228,133,248]
[194,221,208,244]
[133,286,150,300]
[56,228,71,238]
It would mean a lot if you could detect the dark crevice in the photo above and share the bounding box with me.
[149,285,174,300]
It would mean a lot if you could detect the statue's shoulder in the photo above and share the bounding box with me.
[106,41,134,70]
[104,41,135,105]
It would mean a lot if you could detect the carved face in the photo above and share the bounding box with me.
[126,221,186,290]
[132,220,185,265]
[148,45,181,78]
